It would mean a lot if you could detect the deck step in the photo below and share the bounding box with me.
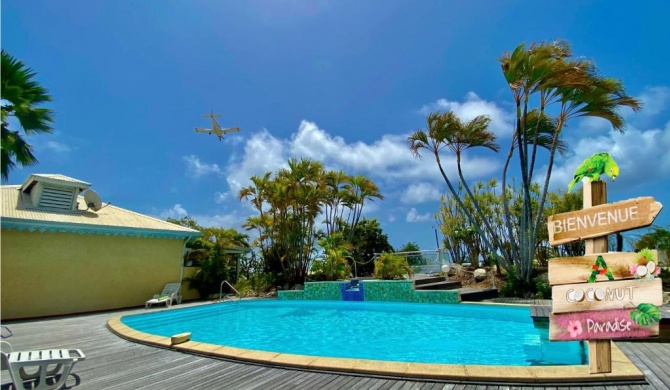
[414,281,462,291]
[457,288,499,302]
[413,276,448,287]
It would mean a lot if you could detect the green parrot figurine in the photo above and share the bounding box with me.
[567,152,619,192]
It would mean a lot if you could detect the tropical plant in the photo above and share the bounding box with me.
[239,157,384,287]
[1,50,54,182]
[498,40,641,283]
[342,218,394,277]
[374,253,413,280]
[411,40,642,289]
[312,232,352,281]
[167,216,251,296]
[397,241,423,266]
[634,226,670,254]
[234,273,274,297]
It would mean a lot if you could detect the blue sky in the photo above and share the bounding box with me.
[4,1,670,251]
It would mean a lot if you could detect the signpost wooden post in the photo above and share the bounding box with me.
[583,180,611,373]
[546,178,664,374]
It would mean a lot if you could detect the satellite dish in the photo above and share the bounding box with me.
[84,190,103,212]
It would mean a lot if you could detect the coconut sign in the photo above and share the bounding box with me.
[548,207,664,342]
[549,250,664,341]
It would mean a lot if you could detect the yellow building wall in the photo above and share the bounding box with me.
[181,266,201,301]
[1,229,200,320]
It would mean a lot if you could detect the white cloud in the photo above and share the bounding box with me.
[290,120,419,175]
[183,155,223,177]
[288,120,499,183]
[225,129,288,195]
[155,204,188,220]
[44,140,72,153]
[400,182,441,204]
[406,207,431,223]
[636,86,669,117]
[226,120,501,213]
[193,212,248,229]
[549,121,670,192]
[362,201,380,215]
[418,92,515,137]
[152,203,251,230]
[214,192,229,204]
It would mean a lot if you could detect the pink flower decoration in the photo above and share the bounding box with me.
[567,320,583,338]
[653,267,661,276]
[629,264,638,276]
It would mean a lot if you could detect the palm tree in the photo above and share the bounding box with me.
[1,50,54,182]
[409,110,502,263]
[344,174,383,243]
[322,170,350,236]
[317,232,353,281]
[497,40,642,281]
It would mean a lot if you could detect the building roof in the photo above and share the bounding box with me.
[20,174,91,192]
[1,184,200,239]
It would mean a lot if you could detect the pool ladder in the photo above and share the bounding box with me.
[219,280,241,304]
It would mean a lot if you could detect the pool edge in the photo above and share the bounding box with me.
[107,312,646,384]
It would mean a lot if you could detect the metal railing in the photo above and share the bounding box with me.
[219,280,241,303]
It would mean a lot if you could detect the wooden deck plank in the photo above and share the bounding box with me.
[615,342,669,389]
[0,303,665,390]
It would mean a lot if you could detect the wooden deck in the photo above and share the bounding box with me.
[1,303,669,390]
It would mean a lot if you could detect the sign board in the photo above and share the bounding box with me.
[552,278,663,314]
[547,197,662,246]
[548,250,661,285]
[549,308,660,341]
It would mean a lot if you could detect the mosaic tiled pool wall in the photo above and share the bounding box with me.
[277,281,342,300]
[363,281,460,304]
[278,280,460,304]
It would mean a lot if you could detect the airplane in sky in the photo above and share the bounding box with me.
[195,112,240,141]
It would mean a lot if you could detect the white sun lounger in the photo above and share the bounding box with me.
[145,282,182,309]
[1,341,86,390]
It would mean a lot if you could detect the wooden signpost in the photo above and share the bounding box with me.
[547,179,664,374]
[547,196,662,246]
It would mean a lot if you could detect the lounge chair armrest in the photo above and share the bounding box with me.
[68,349,86,362]
[0,341,12,353]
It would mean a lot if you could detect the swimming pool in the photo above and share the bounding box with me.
[121,300,587,366]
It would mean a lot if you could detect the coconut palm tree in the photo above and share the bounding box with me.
[409,111,503,263]
[1,50,54,182]
[498,40,642,281]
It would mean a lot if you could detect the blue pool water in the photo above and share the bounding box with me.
[122,300,587,366]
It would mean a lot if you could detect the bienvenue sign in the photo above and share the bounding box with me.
[547,197,662,246]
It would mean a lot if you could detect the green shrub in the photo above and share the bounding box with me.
[535,281,552,299]
[234,273,274,297]
[187,257,234,297]
[310,256,351,281]
[374,253,413,280]
[500,267,550,299]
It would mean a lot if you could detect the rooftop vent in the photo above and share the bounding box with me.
[20,174,91,213]
[37,185,77,211]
